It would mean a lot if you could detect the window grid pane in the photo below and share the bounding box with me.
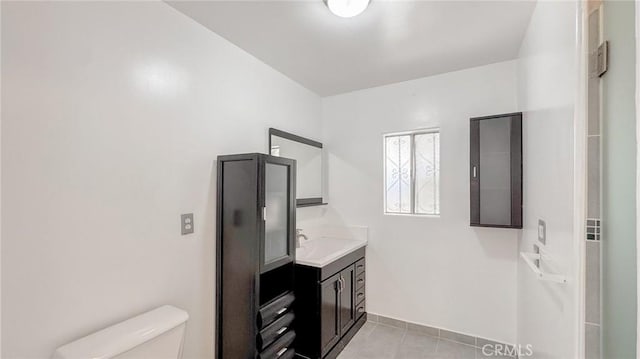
[414,132,440,215]
[385,135,412,213]
[385,130,440,215]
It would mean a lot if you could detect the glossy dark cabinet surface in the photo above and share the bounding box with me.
[470,112,523,229]
[295,247,367,359]
[216,153,296,359]
[339,265,356,334]
[320,274,340,355]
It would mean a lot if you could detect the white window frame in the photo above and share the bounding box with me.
[383,128,440,217]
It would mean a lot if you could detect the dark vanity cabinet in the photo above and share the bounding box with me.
[216,153,297,359]
[470,112,523,229]
[295,247,367,359]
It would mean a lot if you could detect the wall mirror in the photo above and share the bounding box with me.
[269,128,325,207]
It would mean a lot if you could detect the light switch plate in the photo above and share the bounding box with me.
[538,219,546,245]
[181,213,194,235]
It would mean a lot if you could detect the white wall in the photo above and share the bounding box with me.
[315,61,520,344]
[516,1,580,358]
[0,2,321,358]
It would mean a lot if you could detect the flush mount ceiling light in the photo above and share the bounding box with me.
[324,0,370,18]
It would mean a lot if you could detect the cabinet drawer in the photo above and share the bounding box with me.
[258,292,295,329]
[258,331,296,359]
[275,348,295,359]
[355,285,365,305]
[355,258,365,276]
[356,301,366,319]
[355,272,365,290]
[257,312,294,350]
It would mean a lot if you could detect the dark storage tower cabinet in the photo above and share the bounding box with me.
[470,112,523,229]
[216,153,297,359]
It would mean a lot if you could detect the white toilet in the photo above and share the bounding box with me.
[52,305,189,359]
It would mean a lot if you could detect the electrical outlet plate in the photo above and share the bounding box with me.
[533,244,540,268]
[181,213,194,235]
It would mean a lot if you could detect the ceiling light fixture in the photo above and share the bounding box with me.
[324,0,370,18]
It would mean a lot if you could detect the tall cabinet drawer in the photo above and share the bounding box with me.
[258,292,295,329]
[258,331,296,359]
[257,312,295,350]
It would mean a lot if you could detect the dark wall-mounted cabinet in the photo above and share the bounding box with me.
[470,112,523,229]
[216,153,297,359]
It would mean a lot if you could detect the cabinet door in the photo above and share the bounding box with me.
[320,274,341,357]
[470,113,522,228]
[339,265,356,335]
[261,158,295,272]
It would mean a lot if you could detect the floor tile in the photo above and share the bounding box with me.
[434,339,477,359]
[358,321,377,337]
[343,324,406,359]
[395,331,438,359]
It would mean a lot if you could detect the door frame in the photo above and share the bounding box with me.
[635,2,640,356]
[574,1,589,358]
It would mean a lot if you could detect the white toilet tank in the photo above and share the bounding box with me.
[52,305,189,359]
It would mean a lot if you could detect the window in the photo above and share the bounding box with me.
[384,129,440,215]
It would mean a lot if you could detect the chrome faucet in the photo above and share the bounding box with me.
[296,229,308,248]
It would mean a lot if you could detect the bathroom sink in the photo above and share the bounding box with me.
[296,236,367,268]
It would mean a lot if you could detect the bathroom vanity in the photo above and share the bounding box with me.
[294,238,367,359]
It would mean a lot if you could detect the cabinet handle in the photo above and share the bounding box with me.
[357,264,364,269]
[276,348,287,357]
[472,166,477,178]
[277,326,287,335]
[276,307,287,315]
[358,279,364,284]
[357,293,364,298]
[263,207,267,221]
[358,307,365,312]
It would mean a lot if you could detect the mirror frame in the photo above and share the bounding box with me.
[268,128,325,207]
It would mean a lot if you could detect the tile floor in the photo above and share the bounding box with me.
[337,321,513,359]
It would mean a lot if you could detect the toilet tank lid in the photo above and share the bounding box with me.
[52,305,189,359]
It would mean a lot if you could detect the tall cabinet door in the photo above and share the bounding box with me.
[470,112,522,229]
[261,157,296,273]
[339,265,356,335]
[320,273,341,357]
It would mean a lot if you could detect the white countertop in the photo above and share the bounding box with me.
[295,236,367,268]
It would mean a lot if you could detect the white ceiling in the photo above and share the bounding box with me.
[168,1,536,96]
